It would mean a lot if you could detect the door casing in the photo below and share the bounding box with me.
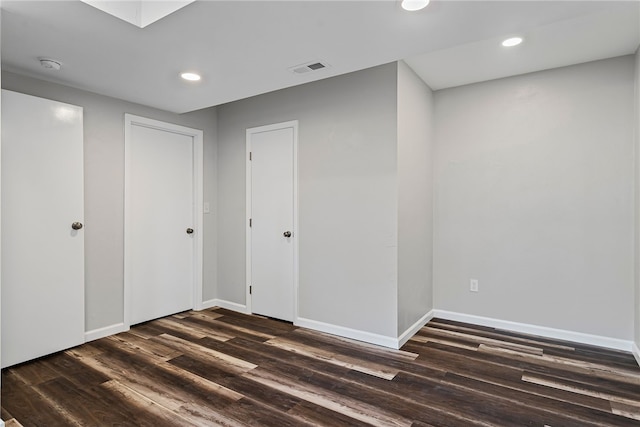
[246,120,298,321]
[123,114,203,328]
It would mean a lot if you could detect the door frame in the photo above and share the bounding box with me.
[123,114,204,328]
[246,120,299,321]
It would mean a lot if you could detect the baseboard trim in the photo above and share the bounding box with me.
[633,342,640,367]
[200,298,218,310]
[295,317,398,349]
[433,310,633,352]
[397,310,434,348]
[202,298,250,314]
[85,322,129,343]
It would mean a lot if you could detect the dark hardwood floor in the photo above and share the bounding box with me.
[2,308,639,426]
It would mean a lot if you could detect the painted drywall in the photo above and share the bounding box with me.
[1,71,218,332]
[0,8,3,417]
[635,48,640,347]
[397,61,434,335]
[433,56,635,340]
[217,63,399,337]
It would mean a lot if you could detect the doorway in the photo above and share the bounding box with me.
[124,114,203,326]
[246,121,298,322]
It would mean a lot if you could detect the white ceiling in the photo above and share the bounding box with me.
[2,1,639,114]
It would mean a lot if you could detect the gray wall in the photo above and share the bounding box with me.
[397,61,434,335]
[635,48,640,347]
[0,10,3,403]
[217,63,399,337]
[433,56,635,340]
[1,71,218,332]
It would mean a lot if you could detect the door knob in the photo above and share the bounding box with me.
[71,222,83,230]
[283,231,292,238]
[186,228,194,234]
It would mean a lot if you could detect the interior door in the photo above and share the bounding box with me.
[248,122,296,322]
[125,115,202,325]
[1,90,85,368]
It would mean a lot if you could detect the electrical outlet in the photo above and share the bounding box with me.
[470,279,479,292]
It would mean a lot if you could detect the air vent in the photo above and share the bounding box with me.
[289,61,330,75]
[307,62,325,71]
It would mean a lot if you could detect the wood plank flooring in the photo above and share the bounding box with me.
[2,308,639,426]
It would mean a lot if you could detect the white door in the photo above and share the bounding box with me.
[247,121,297,322]
[124,115,203,326]
[1,90,85,368]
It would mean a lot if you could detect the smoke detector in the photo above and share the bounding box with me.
[289,61,330,75]
[39,58,62,71]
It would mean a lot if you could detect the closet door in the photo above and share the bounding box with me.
[124,115,203,326]
[247,121,297,322]
[1,90,85,368]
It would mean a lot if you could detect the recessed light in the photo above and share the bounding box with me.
[181,72,201,81]
[502,37,523,47]
[401,0,430,12]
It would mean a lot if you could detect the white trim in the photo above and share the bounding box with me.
[123,114,204,328]
[245,129,252,314]
[203,299,250,314]
[633,342,640,367]
[0,419,5,427]
[84,322,129,342]
[246,120,299,322]
[397,310,435,348]
[192,127,204,311]
[295,317,398,349]
[201,298,219,310]
[433,310,634,352]
[292,123,299,323]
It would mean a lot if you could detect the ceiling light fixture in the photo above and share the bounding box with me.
[180,72,201,81]
[501,37,523,47]
[401,0,430,12]
[39,58,62,70]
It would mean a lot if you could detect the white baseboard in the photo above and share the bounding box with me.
[433,310,633,352]
[633,342,640,367]
[202,298,250,314]
[203,300,428,350]
[397,310,434,348]
[200,298,218,310]
[295,316,398,349]
[85,322,129,343]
